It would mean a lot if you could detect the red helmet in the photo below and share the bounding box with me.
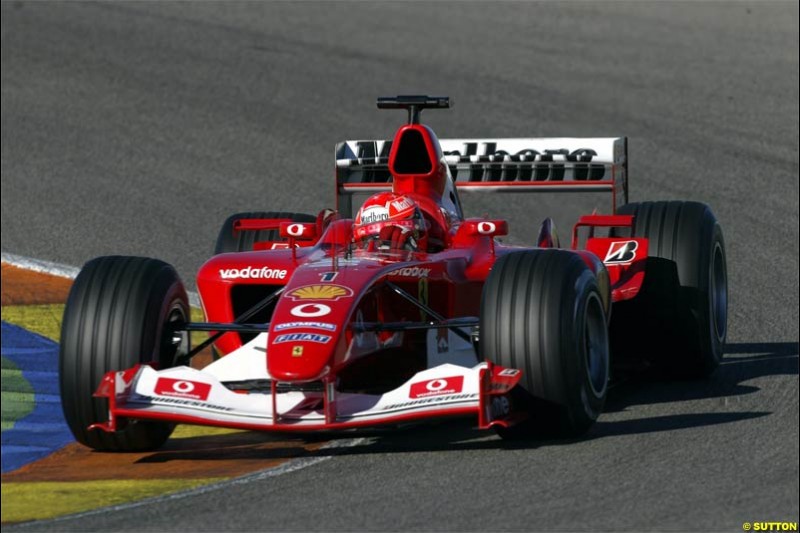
[353,192,427,251]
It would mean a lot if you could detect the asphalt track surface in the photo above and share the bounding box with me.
[2,2,798,531]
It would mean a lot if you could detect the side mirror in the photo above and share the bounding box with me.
[463,220,508,237]
[279,222,317,241]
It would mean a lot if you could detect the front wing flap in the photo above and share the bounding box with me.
[90,361,522,433]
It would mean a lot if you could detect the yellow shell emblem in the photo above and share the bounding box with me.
[288,284,353,301]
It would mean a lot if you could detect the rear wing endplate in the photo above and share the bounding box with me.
[335,138,628,217]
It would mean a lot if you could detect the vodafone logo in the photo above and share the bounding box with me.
[173,381,195,393]
[426,379,449,392]
[219,267,288,280]
[154,378,211,401]
[477,221,497,235]
[409,376,464,399]
[286,223,306,237]
[290,303,332,318]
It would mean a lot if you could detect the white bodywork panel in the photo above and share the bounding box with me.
[202,333,271,382]
[113,362,484,427]
[426,327,478,369]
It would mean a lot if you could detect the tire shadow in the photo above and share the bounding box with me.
[605,341,799,412]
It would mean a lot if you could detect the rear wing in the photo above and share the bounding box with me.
[335,138,628,217]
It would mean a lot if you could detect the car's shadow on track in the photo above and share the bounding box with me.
[605,340,797,401]
[138,342,796,462]
[297,341,798,455]
[605,341,798,410]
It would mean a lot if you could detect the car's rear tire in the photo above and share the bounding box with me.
[214,211,316,254]
[59,256,188,451]
[610,201,727,378]
[481,250,609,439]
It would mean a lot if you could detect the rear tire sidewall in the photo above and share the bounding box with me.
[704,224,727,369]
[612,201,727,377]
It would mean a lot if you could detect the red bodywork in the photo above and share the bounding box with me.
[91,118,648,434]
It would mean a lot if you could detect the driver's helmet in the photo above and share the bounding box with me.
[353,192,427,252]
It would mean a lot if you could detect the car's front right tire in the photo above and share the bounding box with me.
[481,250,609,439]
[60,256,188,451]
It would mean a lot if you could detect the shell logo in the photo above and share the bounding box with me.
[287,284,353,301]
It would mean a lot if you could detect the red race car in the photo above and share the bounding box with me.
[59,96,728,450]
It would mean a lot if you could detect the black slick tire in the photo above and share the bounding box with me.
[610,201,727,378]
[481,250,610,439]
[59,256,189,451]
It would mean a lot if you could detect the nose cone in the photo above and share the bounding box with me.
[267,298,345,382]
[266,257,417,382]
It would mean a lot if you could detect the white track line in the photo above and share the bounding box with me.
[10,437,367,528]
[1,252,81,280]
[2,252,365,526]
[1,252,201,307]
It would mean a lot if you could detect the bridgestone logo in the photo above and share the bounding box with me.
[384,393,477,411]
[219,267,288,280]
[138,395,235,412]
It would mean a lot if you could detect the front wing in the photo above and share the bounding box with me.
[90,361,523,434]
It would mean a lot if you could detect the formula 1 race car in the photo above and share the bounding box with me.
[59,96,728,450]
